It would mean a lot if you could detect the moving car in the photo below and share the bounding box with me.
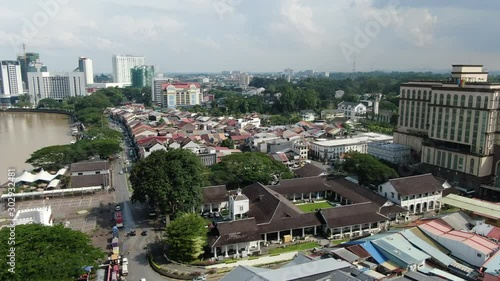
[115,204,121,211]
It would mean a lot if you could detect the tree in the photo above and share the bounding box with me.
[0,224,104,281]
[210,152,295,189]
[89,140,122,158]
[164,213,208,262]
[129,149,208,215]
[37,98,62,109]
[26,145,72,170]
[342,152,398,186]
[220,138,235,149]
[85,127,122,142]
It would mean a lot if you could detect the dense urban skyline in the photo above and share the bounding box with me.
[0,0,500,73]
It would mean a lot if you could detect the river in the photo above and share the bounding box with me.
[0,111,74,184]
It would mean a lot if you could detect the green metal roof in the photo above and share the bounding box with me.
[439,194,500,219]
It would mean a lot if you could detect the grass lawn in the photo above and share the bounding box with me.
[269,242,319,255]
[297,201,332,212]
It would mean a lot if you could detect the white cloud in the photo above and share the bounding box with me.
[270,0,326,49]
[107,16,184,40]
[393,8,438,47]
[195,37,221,50]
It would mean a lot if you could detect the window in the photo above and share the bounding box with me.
[446,94,451,105]
[468,96,473,107]
[78,172,83,176]
[437,151,441,166]
[417,90,421,100]
[484,96,489,108]
[440,94,444,105]
[423,90,427,100]
[239,206,244,212]
[477,253,482,258]
[477,96,482,109]
[95,171,101,174]
[401,89,406,98]
[453,95,458,106]
[461,95,466,107]
[412,90,416,99]
[391,192,395,199]
[470,158,475,174]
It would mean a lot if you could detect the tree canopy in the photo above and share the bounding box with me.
[26,138,121,170]
[0,224,104,281]
[129,149,208,215]
[164,213,208,262]
[342,152,398,186]
[210,152,295,189]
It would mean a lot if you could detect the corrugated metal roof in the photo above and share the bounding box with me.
[440,194,500,220]
[359,241,389,264]
[483,250,500,276]
[371,233,430,265]
[407,227,451,254]
[332,248,360,263]
[400,228,455,266]
[439,212,472,231]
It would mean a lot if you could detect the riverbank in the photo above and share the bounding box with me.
[2,108,75,120]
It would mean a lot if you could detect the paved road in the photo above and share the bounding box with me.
[110,121,170,281]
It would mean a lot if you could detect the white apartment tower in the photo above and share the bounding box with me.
[394,65,500,196]
[27,72,86,103]
[78,57,94,85]
[0,60,23,96]
[112,55,146,84]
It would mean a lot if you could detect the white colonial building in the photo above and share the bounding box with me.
[337,101,367,121]
[228,189,250,220]
[378,174,446,214]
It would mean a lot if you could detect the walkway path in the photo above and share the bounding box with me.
[206,251,298,269]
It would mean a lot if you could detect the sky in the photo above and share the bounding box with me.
[0,0,499,73]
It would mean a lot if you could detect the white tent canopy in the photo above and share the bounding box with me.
[15,168,67,184]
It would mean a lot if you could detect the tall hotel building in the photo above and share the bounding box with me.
[394,65,500,196]
[112,55,145,84]
[78,57,94,85]
[27,72,86,103]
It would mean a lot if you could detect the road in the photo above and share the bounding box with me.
[110,121,170,281]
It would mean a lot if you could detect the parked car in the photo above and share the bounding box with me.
[121,257,128,265]
[127,230,136,236]
[141,230,148,236]
[192,275,206,281]
[115,205,121,211]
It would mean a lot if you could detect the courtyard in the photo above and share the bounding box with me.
[296,201,337,212]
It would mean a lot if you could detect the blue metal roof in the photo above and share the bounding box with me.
[359,241,389,264]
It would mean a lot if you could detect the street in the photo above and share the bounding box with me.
[110,121,170,281]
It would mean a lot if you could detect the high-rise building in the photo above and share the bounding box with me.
[394,65,500,195]
[0,61,23,96]
[239,73,251,87]
[112,55,146,84]
[152,76,173,105]
[78,57,94,85]
[27,72,86,103]
[17,52,40,89]
[28,59,47,73]
[131,65,154,88]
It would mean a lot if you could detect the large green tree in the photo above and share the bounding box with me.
[129,149,208,214]
[210,152,294,189]
[26,145,73,170]
[342,152,398,186]
[0,224,104,281]
[84,127,122,142]
[164,213,208,262]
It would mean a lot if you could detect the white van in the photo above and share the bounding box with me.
[121,264,128,276]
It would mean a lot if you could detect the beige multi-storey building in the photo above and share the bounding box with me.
[394,65,500,196]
